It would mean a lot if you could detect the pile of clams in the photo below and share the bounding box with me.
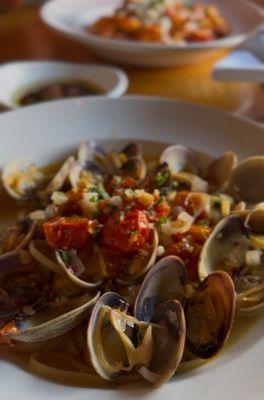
[0,141,263,387]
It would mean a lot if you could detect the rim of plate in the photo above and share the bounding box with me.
[41,0,264,51]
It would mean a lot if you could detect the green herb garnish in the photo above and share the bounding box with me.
[61,250,72,265]
[155,171,169,188]
[130,230,138,236]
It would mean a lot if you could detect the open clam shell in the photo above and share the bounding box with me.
[204,152,237,192]
[0,217,36,254]
[56,249,103,289]
[134,256,187,322]
[139,299,186,386]
[198,214,249,281]
[42,156,75,197]
[185,271,235,358]
[1,292,99,343]
[2,159,45,201]
[87,292,130,380]
[227,156,264,204]
[69,142,107,188]
[160,145,200,174]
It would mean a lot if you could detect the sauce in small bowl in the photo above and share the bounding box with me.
[17,79,103,106]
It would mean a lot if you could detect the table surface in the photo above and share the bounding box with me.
[0,5,263,119]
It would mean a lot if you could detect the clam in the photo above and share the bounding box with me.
[42,156,75,198]
[185,271,235,358]
[118,157,146,181]
[160,145,199,174]
[227,156,264,204]
[138,299,186,386]
[2,159,45,201]
[56,249,103,289]
[87,292,130,379]
[69,142,107,189]
[0,217,36,254]
[134,256,187,322]
[117,143,146,181]
[88,292,183,385]
[204,152,237,192]
[198,214,249,281]
[198,213,264,315]
[0,255,52,322]
[135,256,235,359]
[1,292,99,343]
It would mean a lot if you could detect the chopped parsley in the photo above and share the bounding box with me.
[130,230,138,236]
[155,216,168,228]
[155,171,170,188]
[156,196,164,206]
[197,219,210,226]
[60,250,72,265]
[88,185,110,200]
[92,228,101,240]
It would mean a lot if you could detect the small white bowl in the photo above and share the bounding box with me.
[41,0,264,67]
[0,61,129,109]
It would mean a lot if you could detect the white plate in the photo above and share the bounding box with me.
[41,0,264,67]
[0,96,264,400]
[0,61,128,109]
[213,25,264,83]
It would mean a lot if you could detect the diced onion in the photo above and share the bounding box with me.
[246,249,262,266]
[161,211,194,236]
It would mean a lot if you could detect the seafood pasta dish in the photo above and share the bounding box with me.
[0,141,263,387]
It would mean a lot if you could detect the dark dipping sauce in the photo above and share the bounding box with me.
[18,80,103,106]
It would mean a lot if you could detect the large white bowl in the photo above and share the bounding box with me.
[0,61,128,109]
[41,0,264,67]
[0,96,264,400]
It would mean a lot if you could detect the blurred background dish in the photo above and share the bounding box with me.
[213,25,264,83]
[0,61,128,109]
[41,0,264,67]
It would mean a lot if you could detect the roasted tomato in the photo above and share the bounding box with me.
[164,225,211,281]
[44,217,93,250]
[164,236,201,282]
[101,209,150,254]
[153,196,171,220]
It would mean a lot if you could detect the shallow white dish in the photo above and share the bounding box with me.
[0,96,264,400]
[213,25,264,82]
[41,0,264,67]
[0,61,128,108]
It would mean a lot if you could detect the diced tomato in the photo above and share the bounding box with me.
[107,176,137,195]
[43,217,93,250]
[153,197,171,220]
[173,224,211,244]
[101,210,150,254]
[173,191,195,215]
[163,236,201,282]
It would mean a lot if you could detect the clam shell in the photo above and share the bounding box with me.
[139,299,186,386]
[160,145,199,174]
[56,250,103,289]
[185,271,235,358]
[87,292,129,380]
[227,156,264,204]
[198,214,249,281]
[204,152,237,192]
[134,256,187,322]
[1,293,100,343]
[2,159,45,201]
